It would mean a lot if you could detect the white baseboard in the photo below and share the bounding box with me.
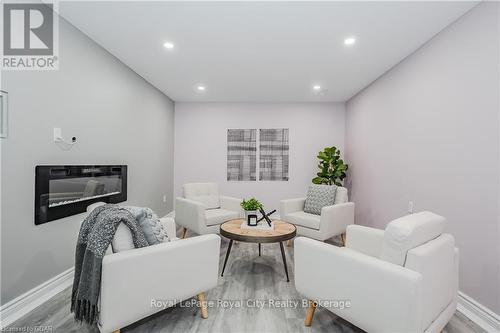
[0,267,74,328]
[457,291,500,332]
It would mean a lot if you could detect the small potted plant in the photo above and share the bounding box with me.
[240,198,263,221]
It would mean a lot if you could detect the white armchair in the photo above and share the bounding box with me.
[175,182,242,237]
[280,186,354,243]
[85,204,221,333]
[295,211,459,333]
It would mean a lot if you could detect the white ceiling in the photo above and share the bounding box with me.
[59,1,477,102]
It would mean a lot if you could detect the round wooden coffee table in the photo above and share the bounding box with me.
[220,219,296,282]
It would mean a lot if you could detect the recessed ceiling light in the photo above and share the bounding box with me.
[197,85,206,91]
[313,85,322,91]
[163,42,174,49]
[344,37,356,46]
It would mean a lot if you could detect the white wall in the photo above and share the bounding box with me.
[174,103,345,210]
[0,17,175,305]
[346,2,500,314]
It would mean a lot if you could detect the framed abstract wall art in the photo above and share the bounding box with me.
[259,128,289,181]
[227,129,257,181]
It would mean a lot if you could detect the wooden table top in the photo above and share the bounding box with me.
[220,219,296,243]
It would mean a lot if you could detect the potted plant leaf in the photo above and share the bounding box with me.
[240,198,263,220]
[312,146,348,186]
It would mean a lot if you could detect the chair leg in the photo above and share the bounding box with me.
[287,239,293,247]
[112,330,120,333]
[340,232,346,246]
[197,292,208,319]
[181,227,188,239]
[304,300,317,327]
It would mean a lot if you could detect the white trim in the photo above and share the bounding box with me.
[457,291,500,333]
[0,267,74,328]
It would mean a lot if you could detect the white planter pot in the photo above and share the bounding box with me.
[245,210,258,219]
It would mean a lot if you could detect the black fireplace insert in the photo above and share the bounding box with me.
[35,165,127,225]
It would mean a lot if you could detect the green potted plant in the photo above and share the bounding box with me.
[240,198,263,220]
[312,146,348,186]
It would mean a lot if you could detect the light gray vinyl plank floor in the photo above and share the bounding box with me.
[8,237,486,333]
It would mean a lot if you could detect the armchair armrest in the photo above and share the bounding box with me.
[220,195,243,217]
[100,234,221,332]
[295,237,423,333]
[346,225,384,258]
[280,197,306,217]
[175,197,206,234]
[319,202,355,237]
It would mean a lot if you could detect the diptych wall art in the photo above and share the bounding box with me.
[227,128,289,181]
[227,129,257,181]
[259,128,289,181]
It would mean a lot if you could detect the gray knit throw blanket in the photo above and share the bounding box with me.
[70,204,149,325]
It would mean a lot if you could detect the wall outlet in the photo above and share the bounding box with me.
[408,201,414,214]
[163,194,167,203]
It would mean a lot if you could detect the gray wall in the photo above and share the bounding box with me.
[345,2,500,313]
[174,102,345,210]
[0,17,175,305]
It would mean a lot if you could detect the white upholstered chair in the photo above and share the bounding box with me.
[175,182,242,237]
[280,186,354,244]
[295,211,459,333]
[85,203,221,333]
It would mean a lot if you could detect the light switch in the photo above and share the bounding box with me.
[53,127,62,141]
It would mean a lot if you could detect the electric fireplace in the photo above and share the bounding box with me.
[35,165,127,225]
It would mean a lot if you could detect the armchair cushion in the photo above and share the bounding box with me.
[284,211,321,230]
[205,208,240,226]
[380,211,446,266]
[183,182,220,209]
[304,184,337,215]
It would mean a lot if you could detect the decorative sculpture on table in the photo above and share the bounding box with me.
[258,208,276,227]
